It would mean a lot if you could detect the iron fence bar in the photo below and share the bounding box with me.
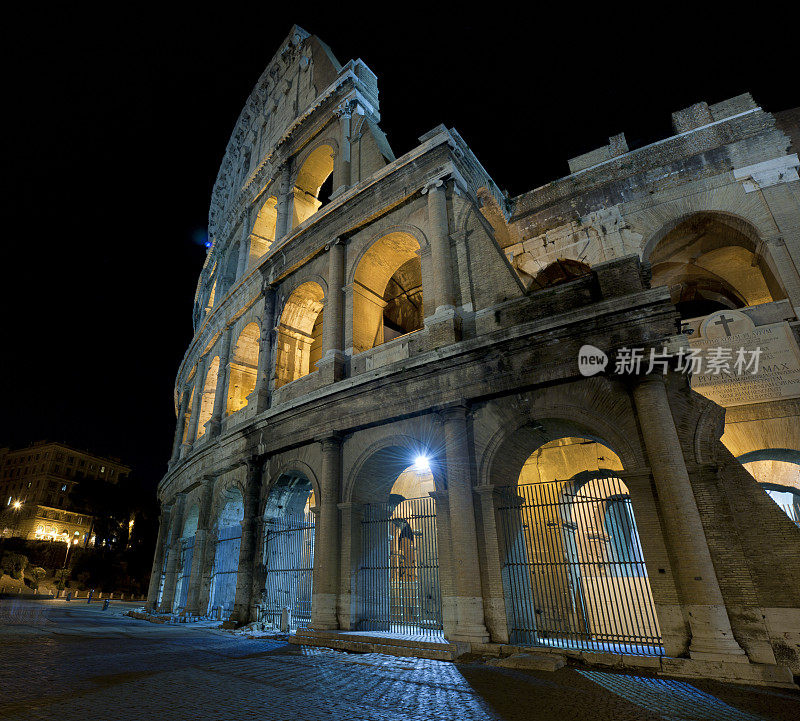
[498,474,663,655]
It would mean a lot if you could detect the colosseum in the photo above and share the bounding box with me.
[146,25,800,687]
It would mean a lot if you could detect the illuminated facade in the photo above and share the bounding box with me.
[149,26,800,687]
[0,441,130,543]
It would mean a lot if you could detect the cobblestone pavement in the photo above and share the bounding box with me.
[0,600,797,721]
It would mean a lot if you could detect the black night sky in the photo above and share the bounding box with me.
[3,8,796,493]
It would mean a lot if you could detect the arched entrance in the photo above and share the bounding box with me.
[648,213,784,321]
[275,282,324,388]
[207,487,244,620]
[173,504,199,613]
[497,436,662,655]
[351,444,443,637]
[352,233,423,353]
[738,449,800,525]
[259,473,315,630]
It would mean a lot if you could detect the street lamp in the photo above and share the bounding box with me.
[10,500,23,537]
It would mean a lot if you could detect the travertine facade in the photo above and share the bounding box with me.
[148,26,800,686]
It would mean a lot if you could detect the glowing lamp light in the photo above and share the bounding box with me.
[12,501,21,510]
[413,455,431,473]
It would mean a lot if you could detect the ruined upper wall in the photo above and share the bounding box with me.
[207,26,382,241]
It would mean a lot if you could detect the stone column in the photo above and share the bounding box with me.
[159,495,186,612]
[439,405,489,642]
[208,328,233,438]
[311,436,342,629]
[184,354,208,449]
[169,388,191,465]
[275,163,292,240]
[232,457,263,623]
[145,505,172,609]
[424,179,455,313]
[186,479,216,616]
[336,502,361,629]
[474,486,510,643]
[236,219,250,278]
[632,375,747,662]
[332,102,352,197]
[317,238,347,383]
[251,282,277,412]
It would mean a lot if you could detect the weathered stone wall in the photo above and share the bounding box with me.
[151,26,800,685]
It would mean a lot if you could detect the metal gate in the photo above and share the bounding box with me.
[261,511,314,630]
[358,496,442,637]
[173,537,194,612]
[208,524,242,619]
[498,476,663,655]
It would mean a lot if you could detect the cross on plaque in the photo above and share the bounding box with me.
[714,314,735,337]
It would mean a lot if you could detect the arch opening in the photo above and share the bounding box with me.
[275,282,324,388]
[738,449,800,525]
[292,145,334,229]
[259,473,315,631]
[351,444,442,637]
[196,357,220,439]
[173,504,199,613]
[227,323,260,415]
[208,487,244,620]
[648,214,784,320]
[250,195,277,265]
[532,259,592,290]
[496,436,662,655]
[353,233,423,354]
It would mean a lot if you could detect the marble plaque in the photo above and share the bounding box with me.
[689,311,800,407]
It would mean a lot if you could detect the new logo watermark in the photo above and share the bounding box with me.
[578,345,762,377]
[578,345,608,377]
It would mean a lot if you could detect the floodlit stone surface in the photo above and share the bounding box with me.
[2,601,799,721]
[150,24,800,688]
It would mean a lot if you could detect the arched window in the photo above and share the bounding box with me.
[227,323,260,414]
[275,282,324,388]
[196,357,220,439]
[249,195,277,265]
[292,145,334,229]
[649,214,784,320]
[531,258,592,290]
[353,233,423,353]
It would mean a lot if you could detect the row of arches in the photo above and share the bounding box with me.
[187,230,425,423]
[202,143,336,316]
[161,427,662,653]
[526,212,788,323]
[182,322,261,443]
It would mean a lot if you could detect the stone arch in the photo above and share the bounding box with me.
[344,432,445,504]
[292,141,336,228]
[250,194,277,265]
[477,386,645,489]
[643,211,786,318]
[196,356,220,439]
[227,322,260,414]
[347,224,430,286]
[274,280,325,388]
[351,231,424,353]
[209,474,247,527]
[207,484,245,619]
[529,258,592,290]
[263,459,322,513]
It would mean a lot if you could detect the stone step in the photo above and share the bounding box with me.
[295,629,452,651]
[288,631,456,661]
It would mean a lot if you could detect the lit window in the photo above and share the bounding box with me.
[61,485,67,492]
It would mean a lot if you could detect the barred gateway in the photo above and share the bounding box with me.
[147,26,800,687]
